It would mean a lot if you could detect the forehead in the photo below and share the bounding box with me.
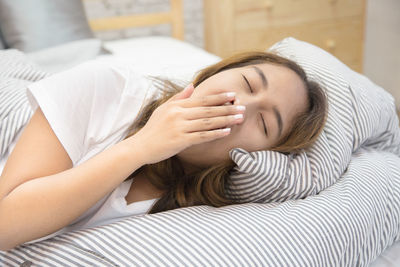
[246,63,306,94]
[244,63,303,86]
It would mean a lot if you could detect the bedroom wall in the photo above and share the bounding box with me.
[83,0,204,48]
[83,0,399,112]
[363,0,400,110]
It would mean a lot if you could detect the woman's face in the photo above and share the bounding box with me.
[176,63,308,170]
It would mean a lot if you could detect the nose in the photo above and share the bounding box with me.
[234,94,263,113]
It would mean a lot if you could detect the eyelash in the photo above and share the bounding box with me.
[242,74,254,93]
[242,74,268,137]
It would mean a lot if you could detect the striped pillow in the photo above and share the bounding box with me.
[225,37,400,203]
[0,49,48,157]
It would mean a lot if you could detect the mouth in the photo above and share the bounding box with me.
[218,100,235,130]
[223,100,234,106]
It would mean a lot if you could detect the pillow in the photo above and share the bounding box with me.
[101,36,222,84]
[0,0,94,52]
[0,49,48,158]
[225,37,400,203]
[26,38,106,73]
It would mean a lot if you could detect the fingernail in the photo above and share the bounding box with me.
[226,92,236,97]
[235,105,246,111]
[220,127,231,133]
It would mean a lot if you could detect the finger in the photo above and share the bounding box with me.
[183,104,246,120]
[168,83,194,102]
[179,92,236,108]
[188,127,232,145]
[176,83,195,100]
[185,113,244,133]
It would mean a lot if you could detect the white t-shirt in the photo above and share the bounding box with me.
[0,57,162,244]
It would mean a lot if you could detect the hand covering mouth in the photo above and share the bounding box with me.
[218,100,235,130]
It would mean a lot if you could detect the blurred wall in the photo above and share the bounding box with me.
[84,0,400,110]
[363,0,400,110]
[83,0,204,48]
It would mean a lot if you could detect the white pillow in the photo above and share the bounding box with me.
[225,37,400,203]
[101,36,221,83]
[0,0,94,52]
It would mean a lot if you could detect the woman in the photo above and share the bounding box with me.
[0,51,327,250]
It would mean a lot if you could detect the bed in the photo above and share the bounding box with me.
[1,1,400,266]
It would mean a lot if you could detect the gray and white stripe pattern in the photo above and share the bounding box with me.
[0,49,48,157]
[1,38,400,266]
[2,148,400,266]
[225,37,400,203]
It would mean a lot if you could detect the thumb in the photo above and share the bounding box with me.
[173,83,195,100]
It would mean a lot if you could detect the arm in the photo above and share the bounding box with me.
[0,108,146,250]
[0,84,242,251]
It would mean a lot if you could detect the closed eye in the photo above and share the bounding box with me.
[242,74,253,93]
[260,113,268,137]
[242,74,269,137]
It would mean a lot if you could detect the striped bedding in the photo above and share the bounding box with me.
[225,38,400,203]
[1,39,400,266]
[0,49,48,157]
[1,148,400,266]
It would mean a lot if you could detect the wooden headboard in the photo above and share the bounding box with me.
[84,0,184,40]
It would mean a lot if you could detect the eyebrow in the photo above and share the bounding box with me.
[252,66,268,89]
[251,66,283,138]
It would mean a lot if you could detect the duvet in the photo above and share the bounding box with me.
[1,38,400,266]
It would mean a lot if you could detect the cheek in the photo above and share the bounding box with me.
[225,126,262,151]
[230,120,273,151]
[196,122,269,158]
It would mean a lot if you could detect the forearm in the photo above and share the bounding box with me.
[0,136,145,250]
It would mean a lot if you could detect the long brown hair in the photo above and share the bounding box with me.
[123,51,328,214]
